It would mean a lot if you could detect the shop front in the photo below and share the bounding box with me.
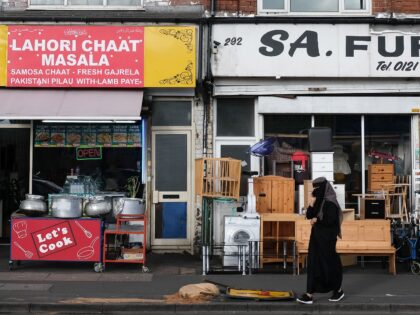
[0,24,197,260]
[211,23,420,207]
[205,22,420,273]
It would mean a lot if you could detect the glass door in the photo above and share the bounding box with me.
[0,123,31,242]
[151,131,191,247]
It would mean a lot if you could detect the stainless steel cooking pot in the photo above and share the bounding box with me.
[50,195,83,218]
[113,197,145,217]
[25,194,45,201]
[19,197,48,217]
[84,196,112,217]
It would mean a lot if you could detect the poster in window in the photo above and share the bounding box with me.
[35,125,50,146]
[66,126,82,147]
[112,125,128,146]
[96,126,112,147]
[50,125,66,146]
[127,125,141,147]
[81,125,97,146]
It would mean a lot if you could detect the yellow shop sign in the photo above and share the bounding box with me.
[0,25,7,87]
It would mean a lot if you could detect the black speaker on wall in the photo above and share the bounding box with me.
[308,127,333,152]
[364,199,386,219]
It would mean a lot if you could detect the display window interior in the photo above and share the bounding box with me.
[264,114,411,210]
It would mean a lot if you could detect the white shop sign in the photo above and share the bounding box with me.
[212,24,420,78]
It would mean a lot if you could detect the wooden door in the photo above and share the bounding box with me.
[254,177,272,213]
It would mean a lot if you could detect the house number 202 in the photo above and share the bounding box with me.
[224,37,243,46]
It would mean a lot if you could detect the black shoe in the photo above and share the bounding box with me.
[296,293,313,304]
[329,290,344,302]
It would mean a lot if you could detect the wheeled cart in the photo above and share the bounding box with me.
[103,214,148,272]
[10,214,103,272]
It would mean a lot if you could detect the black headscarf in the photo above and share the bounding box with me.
[312,177,343,238]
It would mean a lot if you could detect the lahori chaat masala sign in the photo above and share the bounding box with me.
[0,25,196,88]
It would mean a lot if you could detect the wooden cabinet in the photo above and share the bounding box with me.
[368,164,394,192]
[253,176,295,213]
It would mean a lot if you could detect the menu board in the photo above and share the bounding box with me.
[112,125,128,147]
[127,125,141,147]
[34,124,141,148]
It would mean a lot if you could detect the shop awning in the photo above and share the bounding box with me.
[0,89,143,120]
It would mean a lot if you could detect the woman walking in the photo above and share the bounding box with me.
[296,177,344,304]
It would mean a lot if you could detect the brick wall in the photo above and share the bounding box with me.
[1,0,28,10]
[215,0,255,15]
[372,0,420,14]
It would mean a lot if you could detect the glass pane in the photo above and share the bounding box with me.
[217,99,254,137]
[0,129,30,239]
[155,202,187,239]
[221,145,250,196]
[290,0,338,12]
[155,134,187,191]
[108,0,142,4]
[30,0,64,4]
[152,101,191,127]
[365,115,411,177]
[344,0,366,10]
[68,0,102,4]
[262,0,284,10]
[264,115,311,185]
[315,115,361,209]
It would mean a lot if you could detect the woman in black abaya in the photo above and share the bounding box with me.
[296,177,344,304]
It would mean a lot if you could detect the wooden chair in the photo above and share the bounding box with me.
[381,179,410,222]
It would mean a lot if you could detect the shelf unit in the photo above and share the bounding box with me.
[259,213,304,269]
[103,214,147,271]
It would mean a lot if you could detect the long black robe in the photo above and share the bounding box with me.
[306,200,342,294]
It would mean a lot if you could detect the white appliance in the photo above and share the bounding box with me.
[213,199,239,246]
[223,215,260,267]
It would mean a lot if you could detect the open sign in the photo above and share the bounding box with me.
[76,146,102,161]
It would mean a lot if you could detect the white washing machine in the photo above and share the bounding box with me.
[223,215,260,267]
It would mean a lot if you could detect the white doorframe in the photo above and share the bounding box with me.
[151,130,193,249]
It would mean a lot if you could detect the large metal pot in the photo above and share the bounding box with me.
[19,196,48,217]
[50,195,83,218]
[84,196,112,217]
[113,197,145,217]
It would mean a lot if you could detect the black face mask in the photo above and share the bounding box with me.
[312,186,323,198]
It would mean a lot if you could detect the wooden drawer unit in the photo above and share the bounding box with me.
[254,176,295,214]
[368,164,394,192]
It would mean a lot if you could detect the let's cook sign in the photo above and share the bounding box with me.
[11,218,101,261]
[0,25,196,87]
[212,24,420,77]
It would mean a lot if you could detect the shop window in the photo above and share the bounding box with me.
[315,115,361,208]
[365,115,411,176]
[217,98,255,137]
[258,0,369,14]
[221,145,251,196]
[29,0,142,7]
[32,122,143,198]
[264,114,311,179]
[152,101,192,127]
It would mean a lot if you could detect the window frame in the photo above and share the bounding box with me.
[28,0,144,10]
[258,0,371,16]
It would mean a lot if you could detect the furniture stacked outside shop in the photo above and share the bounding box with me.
[195,157,243,274]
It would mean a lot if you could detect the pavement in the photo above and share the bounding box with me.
[1,245,420,314]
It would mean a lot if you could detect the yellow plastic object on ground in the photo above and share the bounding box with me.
[227,288,295,301]
[205,280,295,301]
